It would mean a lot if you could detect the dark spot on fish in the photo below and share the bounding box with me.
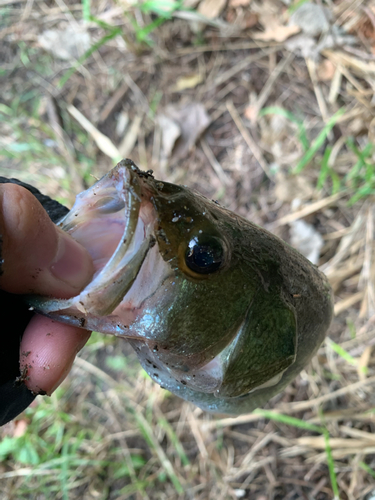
[153,373,158,377]
[46,332,51,336]
[146,359,152,364]
[180,380,187,385]
[212,200,220,205]
[21,351,31,357]
[153,345,158,352]
[79,318,86,327]
[160,385,165,390]
[152,364,157,369]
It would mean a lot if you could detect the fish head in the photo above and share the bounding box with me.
[28,159,332,414]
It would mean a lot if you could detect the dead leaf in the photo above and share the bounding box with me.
[316,58,336,81]
[289,2,331,37]
[38,27,91,61]
[242,11,258,29]
[252,23,300,42]
[173,73,204,91]
[198,0,226,19]
[274,173,314,203]
[157,114,181,161]
[230,0,251,6]
[285,34,318,59]
[226,9,258,29]
[290,219,324,265]
[158,103,211,160]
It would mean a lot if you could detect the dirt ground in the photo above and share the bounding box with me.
[1,0,375,499]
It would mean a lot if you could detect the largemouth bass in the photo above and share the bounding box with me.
[29,159,333,415]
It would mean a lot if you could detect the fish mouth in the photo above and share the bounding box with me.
[28,160,158,317]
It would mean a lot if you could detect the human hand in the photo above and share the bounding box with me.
[0,181,94,422]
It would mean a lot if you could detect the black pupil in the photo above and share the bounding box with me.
[185,236,223,274]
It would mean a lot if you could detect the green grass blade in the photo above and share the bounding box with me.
[326,339,357,366]
[259,106,309,151]
[135,413,184,494]
[60,442,70,500]
[294,108,346,174]
[323,431,340,499]
[158,417,190,467]
[253,409,324,433]
[359,461,375,479]
[82,0,90,21]
[317,146,332,190]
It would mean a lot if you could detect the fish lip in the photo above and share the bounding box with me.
[27,161,157,316]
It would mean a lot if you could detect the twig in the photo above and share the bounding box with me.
[67,104,121,161]
[214,47,279,87]
[226,100,271,180]
[305,57,330,123]
[200,138,231,186]
[272,192,346,228]
[118,114,143,158]
[250,52,294,121]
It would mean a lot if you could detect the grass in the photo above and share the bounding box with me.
[254,409,340,500]
[260,106,375,205]
[1,0,375,498]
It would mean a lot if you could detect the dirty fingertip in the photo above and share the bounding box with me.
[20,314,91,395]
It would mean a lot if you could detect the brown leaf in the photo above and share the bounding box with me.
[160,103,211,160]
[252,23,300,42]
[198,0,226,19]
[316,59,336,81]
[230,0,251,6]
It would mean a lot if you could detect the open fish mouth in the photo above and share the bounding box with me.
[29,160,162,325]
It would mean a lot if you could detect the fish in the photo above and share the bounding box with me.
[28,159,333,415]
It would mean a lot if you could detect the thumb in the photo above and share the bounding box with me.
[0,183,93,298]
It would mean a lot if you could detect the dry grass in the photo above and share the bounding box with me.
[1,0,375,499]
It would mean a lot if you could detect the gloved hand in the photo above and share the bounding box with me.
[0,178,94,425]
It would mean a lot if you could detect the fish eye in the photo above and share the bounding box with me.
[185,235,224,274]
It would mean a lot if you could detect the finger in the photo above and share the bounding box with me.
[20,314,91,395]
[0,183,93,298]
